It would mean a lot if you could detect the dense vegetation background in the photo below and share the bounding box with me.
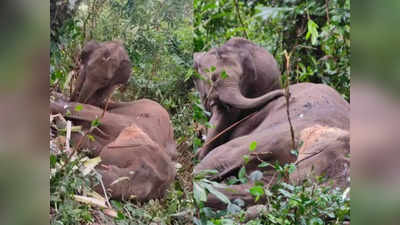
[50,0,350,224]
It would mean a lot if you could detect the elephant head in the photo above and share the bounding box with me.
[71,40,132,107]
[193,38,284,159]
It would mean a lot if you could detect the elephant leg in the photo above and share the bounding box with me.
[89,85,117,108]
[50,100,127,130]
[194,124,296,180]
[197,105,241,160]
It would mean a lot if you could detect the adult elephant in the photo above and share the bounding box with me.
[194,38,285,159]
[193,38,350,209]
[71,40,132,107]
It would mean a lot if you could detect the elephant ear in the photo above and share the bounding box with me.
[80,40,101,65]
[238,50,257,87]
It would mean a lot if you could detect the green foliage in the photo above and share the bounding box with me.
[50,1,195,224]
[192,160,350,224]
[50,149,193,225]
[50,151,96,224]
[194,0,350,100]
[192,142,349,224]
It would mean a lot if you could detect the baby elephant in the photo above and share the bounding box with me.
[51,37,177,201]
[71,40,132,107]
[50,99,177,201]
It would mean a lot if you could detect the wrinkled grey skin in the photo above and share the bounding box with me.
[194,83,350,209]
[194,38,285,159]
[71,40,132,107]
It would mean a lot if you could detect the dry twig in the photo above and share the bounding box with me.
[283,50,296,150]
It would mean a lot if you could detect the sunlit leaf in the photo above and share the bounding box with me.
[249,141,257,152]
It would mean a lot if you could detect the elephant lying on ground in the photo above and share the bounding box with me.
[51,98,177,201]
[193,38,350,208]
[51,98,177,160]
[50,40,177,201]
[194,37,285,158]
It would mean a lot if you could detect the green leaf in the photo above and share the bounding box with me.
[309,217,324,225]
[184,68,194,81]
[238,167,247,184]
[194,169,219,180]
[91,118,101,128]
[249,141,257,152]
[288,163,296,174]
[290,149,298,156]
[220,71,228,79]
[227,177,239,185]
[258,162,271,168]
[278,188,293,198]
[50,155,57,168]
[243,154,249,165]
[203,183,230,204]
[249,185,264,202]
[87,134,95,142]
[210,66,216,72]
[193,182,207,203]
[306,19,319,45]
[255,6,292,20]
[74,104,83,112]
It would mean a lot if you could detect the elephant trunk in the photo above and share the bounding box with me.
[197,105,240,160]
[218,85,284,110]
[71,69,86,102]
[77,79,98,104]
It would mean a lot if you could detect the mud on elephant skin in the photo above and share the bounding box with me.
[194,83,350,208]
[194,38,285,159]
[71,40,132,107]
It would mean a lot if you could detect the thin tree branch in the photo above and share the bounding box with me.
[233,0,248,39]
[325,0,330,24]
